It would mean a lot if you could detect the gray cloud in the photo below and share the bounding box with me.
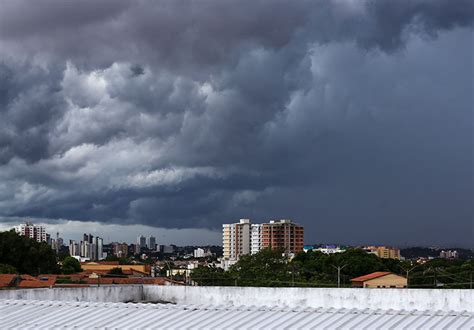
[0,0,472,246]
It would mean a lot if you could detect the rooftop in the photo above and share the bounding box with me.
[351,271,393,282]
[1,299,472,329]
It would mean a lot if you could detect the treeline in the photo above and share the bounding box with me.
[191,248,473,288]
[0,230,59,275]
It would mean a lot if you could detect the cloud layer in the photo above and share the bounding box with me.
[0,0,472,246]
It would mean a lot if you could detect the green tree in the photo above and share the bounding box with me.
[108,267,124,276]
[61,256,82,274]
[191,265,233,286]
[0,263,17,274]
[57,250,71,262]
[228,248,292,286]
[0,230,59,275]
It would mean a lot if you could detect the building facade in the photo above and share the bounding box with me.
[69,240,80,256]
[364,246,401,260]
[351,272,407,288]
[251,224,263,255]
[68,234,104,261]
[147,236,156,250]
[440,250,458,259]
[261,219,304,254]
[222,219,251,260]
[14,222,47,243]
[223,219,304,260]
[112,242,129,258]
[137,235,147,251]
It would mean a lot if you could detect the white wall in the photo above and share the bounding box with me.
[1,285,471,312]
[0,285,143,303]
[144,286,473,312]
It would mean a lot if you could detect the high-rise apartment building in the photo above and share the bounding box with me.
[261,219,304,254]
[137,235,146,250]
[147,236,156,250]
[83,233,94,244]
[14,222,47,243]
[251,224,263,255]
[69,240,80,256]
[223,219,304,260]
[80,240,95,260]
[69,234,104,260]
[222,219,251,260]
[94,236,104,260]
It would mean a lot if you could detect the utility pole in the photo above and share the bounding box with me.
[332,264,348,288]
[291,263,295,287]
[164,260,173,283]
[400,264,420,288]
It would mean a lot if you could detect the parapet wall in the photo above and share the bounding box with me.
[1,285,471,312]
[144,286,473,312]
[0,285,143,303]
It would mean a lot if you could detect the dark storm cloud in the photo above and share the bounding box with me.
[0,0,471,69]
[0,0,472,246]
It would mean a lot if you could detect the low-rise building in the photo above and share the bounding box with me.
[439,250,459,259]
[351,272,407,288]
[112,242,129,258]
[80,262,150,276]
[304,245,346,254]
[364,246,401,260]
[193,248,211,258]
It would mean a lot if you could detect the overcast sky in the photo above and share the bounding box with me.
[0,0,472,247]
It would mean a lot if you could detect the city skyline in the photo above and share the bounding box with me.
[0,219,470,249]
[0,1,472,247]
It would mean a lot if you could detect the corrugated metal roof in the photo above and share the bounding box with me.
[0,299,472,329]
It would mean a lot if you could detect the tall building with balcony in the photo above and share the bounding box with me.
[222,219,251,260]
[251,224,263,255]
[14,222,47,243]
[261,219,304,254]
[223,219,304,259]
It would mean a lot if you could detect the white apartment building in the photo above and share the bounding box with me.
[95,236,104,260]
[14,222,47,243]
[69,240,80,256]
[147,236,156,250]
[80,241,95,261]
[222,219,251,260]
[251,224,263,255]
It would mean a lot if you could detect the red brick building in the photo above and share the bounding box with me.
[261,219,304,254]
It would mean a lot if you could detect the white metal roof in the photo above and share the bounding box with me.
[0,299,472,329]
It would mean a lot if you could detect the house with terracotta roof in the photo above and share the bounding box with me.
[0,274,17,288]
[17,274,56,288]
[351,272,407,288]
[80,262,150,276]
